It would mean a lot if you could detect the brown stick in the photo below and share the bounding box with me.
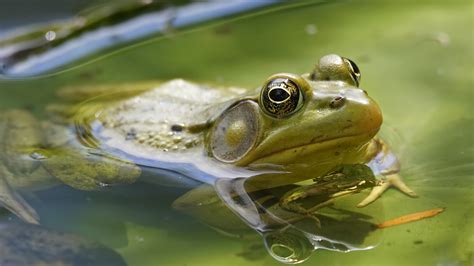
[377,207,445,229]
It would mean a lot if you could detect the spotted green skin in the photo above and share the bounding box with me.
[0,110,141,224]
[0,54,386,229]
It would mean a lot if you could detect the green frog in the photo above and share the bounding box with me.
[0,54,416,260]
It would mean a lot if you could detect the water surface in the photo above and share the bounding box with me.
[0,0,472,265]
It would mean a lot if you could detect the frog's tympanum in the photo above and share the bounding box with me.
[0,54,417,263]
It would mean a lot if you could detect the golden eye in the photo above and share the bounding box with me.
[260,77,303,118]
[342,57,361,87]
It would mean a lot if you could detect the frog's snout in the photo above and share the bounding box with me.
[357,92,383,136]
[327,88,383,138]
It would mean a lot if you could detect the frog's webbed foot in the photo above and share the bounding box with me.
[357,173,418,207]
[0,169,39,224]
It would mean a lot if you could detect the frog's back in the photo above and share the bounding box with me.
[79,79,248,177]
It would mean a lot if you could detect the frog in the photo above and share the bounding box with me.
[0,54,417,258]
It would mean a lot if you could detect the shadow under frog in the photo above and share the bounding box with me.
[0,54,417,263]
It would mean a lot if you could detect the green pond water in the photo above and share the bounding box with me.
[0,0,472,265]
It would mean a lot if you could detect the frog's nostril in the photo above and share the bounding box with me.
[329,96,346,108]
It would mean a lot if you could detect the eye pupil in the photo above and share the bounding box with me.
[269,88,290,102]
[260,77,303,118]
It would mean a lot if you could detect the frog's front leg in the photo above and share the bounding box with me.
[357,141,417,207]
[279,184,336,227]
[279,164,378,224]
[357,173,417,207]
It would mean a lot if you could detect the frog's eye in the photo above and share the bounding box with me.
[260,77,304,118]
[342,57,361,87]
[311,54,362,87]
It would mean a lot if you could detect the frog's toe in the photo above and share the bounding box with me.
[389,174,418,197]
[305,214,321,228]
[0,165,40,224]
[0,195,40,224]
[357,174,417,207]
[356,182,391,207]
[0,185,39,224]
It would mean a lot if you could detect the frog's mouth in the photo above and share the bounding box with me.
[244,133,375,166]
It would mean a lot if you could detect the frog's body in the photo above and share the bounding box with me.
[79,79,261,182]
[0,54,416,236]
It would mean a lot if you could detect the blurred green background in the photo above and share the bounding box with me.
[0,0,472,265]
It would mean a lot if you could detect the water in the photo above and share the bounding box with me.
[0,0,472,265]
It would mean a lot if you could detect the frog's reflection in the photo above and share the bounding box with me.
[176,164,384,263]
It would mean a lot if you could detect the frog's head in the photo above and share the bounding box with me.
[209,54,382,168]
